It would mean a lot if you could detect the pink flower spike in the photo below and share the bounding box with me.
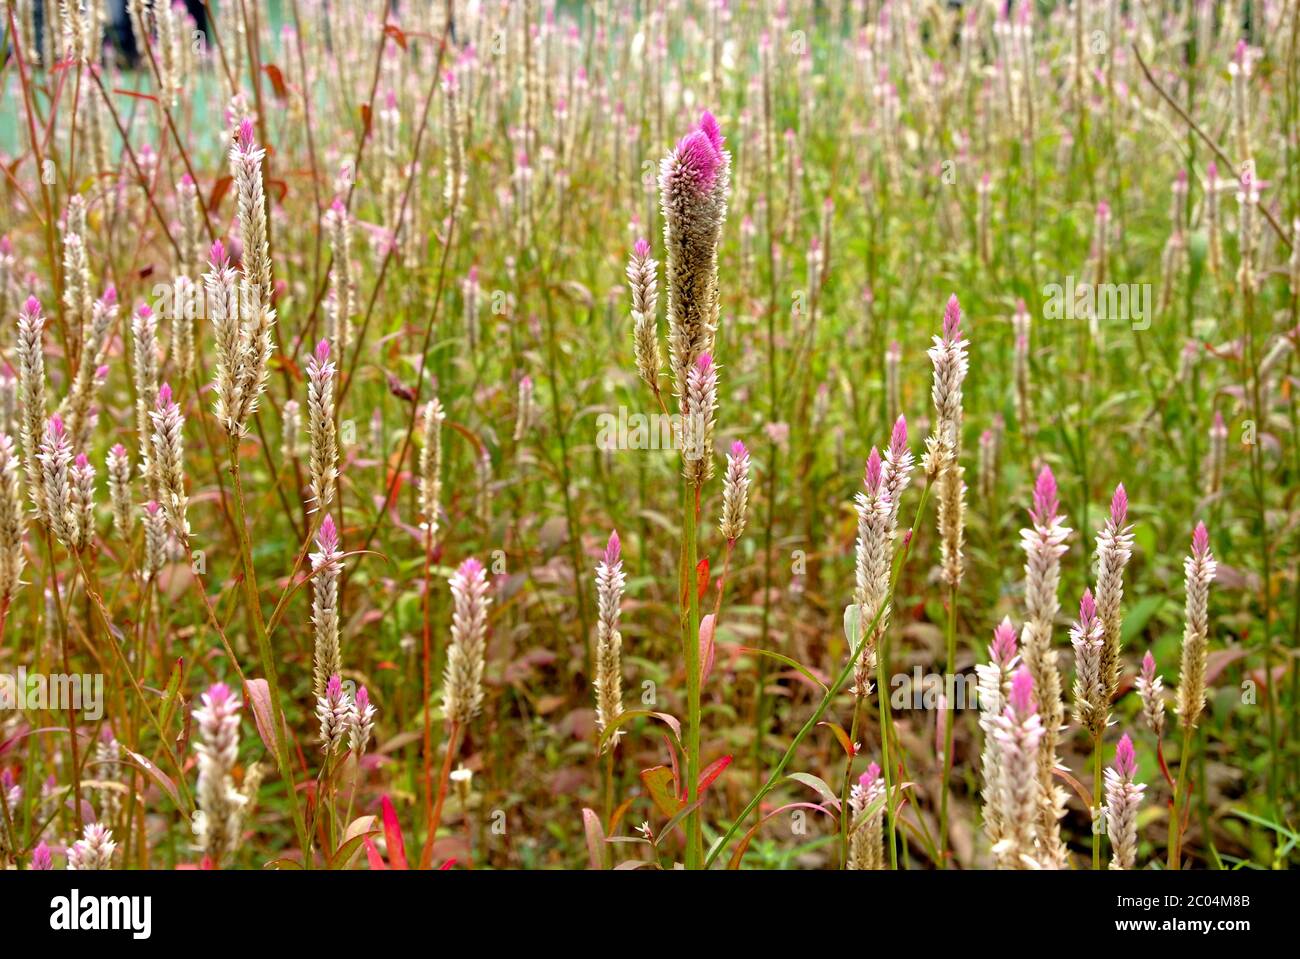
[1030,466,1058,524]
[48,414,65,437]
[356,686,370,711]
[458,557,484,579]
[209,239,226,265]
[1110,483,1128,526]
[1191,521,1209,559]
[696,353,713,373]
[207,682,232,705]
[31,842,52,870]
[1097,200,1111,220]
[1141,650,1157,681]
[111,444,127,457]
[676,129,723,190]
[237,118,256,150]
[314,339,331,365]
[730,439,748,460]
[1114,733,1137,777]
[317,514,339,552]
[102,284,117,305]
[1079,588,1096,626]
[1009,666,1036,715]
[157,382,173,408]
[889,415,908,459]
[23,295,41,316]
[698,111,724,151]
[136,303,152,319]
[859,762,881,790]
[992,617,1018,665]
[864,447,883,494]
[942,293,962,342]
[633,237,650,259]
[145,500,161,515]
[326,674,343,699]
[604,530,621,567]
[74,453,88,468]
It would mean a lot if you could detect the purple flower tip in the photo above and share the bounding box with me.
[314,339,331,365]
[157,382,172,408]
[1141,650,1156,678]
[1115,733,1137,777]
[458,557,484,578]
[604,530,621,566]
[1009,667,1036,715]
[48,414,64,437]
[330,197,346,215]
[1079,588,1096,626]
[1110,483,1128,526]
[942,294,962,342]
[1097,200,1111,219]
[1191,520,1209,558]
[74,453,88,468]
[1030,466,1058,525]
[102,284,117,305]
[207,682,232,705]
[210,239,226,264]
[889,415,908,458]
[860,762,881,789]
[23,295,41,315]
[698,111,725,152]
[111,444,126,457]
[327,674,343,699]
[137,303,152,319]
[633,238,650,259]
[32,842,52,870]
[237,118,256,149]
[318,514,338,548]
[864,447,883,493]
[992,617,1018,664]
[676,128,723,191]
[1207,160,1218,178]
[180,172,193,186]
[730,439,748,459]
[696,353,714,373]
[145,500,161,515]
[356,686,370,711]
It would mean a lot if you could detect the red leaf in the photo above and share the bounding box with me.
[380,795,408,869]
[360,103,372,136]
[262,64,288,99]
[438,858,457,870]
[696,558,710,601]
[207,175,233,213]
[698,614,716,685]
[242,679,277,756]
[113,87,158,103]
[697,754,732,793]
[384,24,409,50]
[363,836,388,870]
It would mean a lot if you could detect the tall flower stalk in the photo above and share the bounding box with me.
[928,293,969,865]
[657,110,730,869]
[1169,522,1215,869]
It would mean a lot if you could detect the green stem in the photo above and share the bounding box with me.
[938,582,957,867]
[1092,730,1104,870]
[229,443,310,863]
[683,475,702,869]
